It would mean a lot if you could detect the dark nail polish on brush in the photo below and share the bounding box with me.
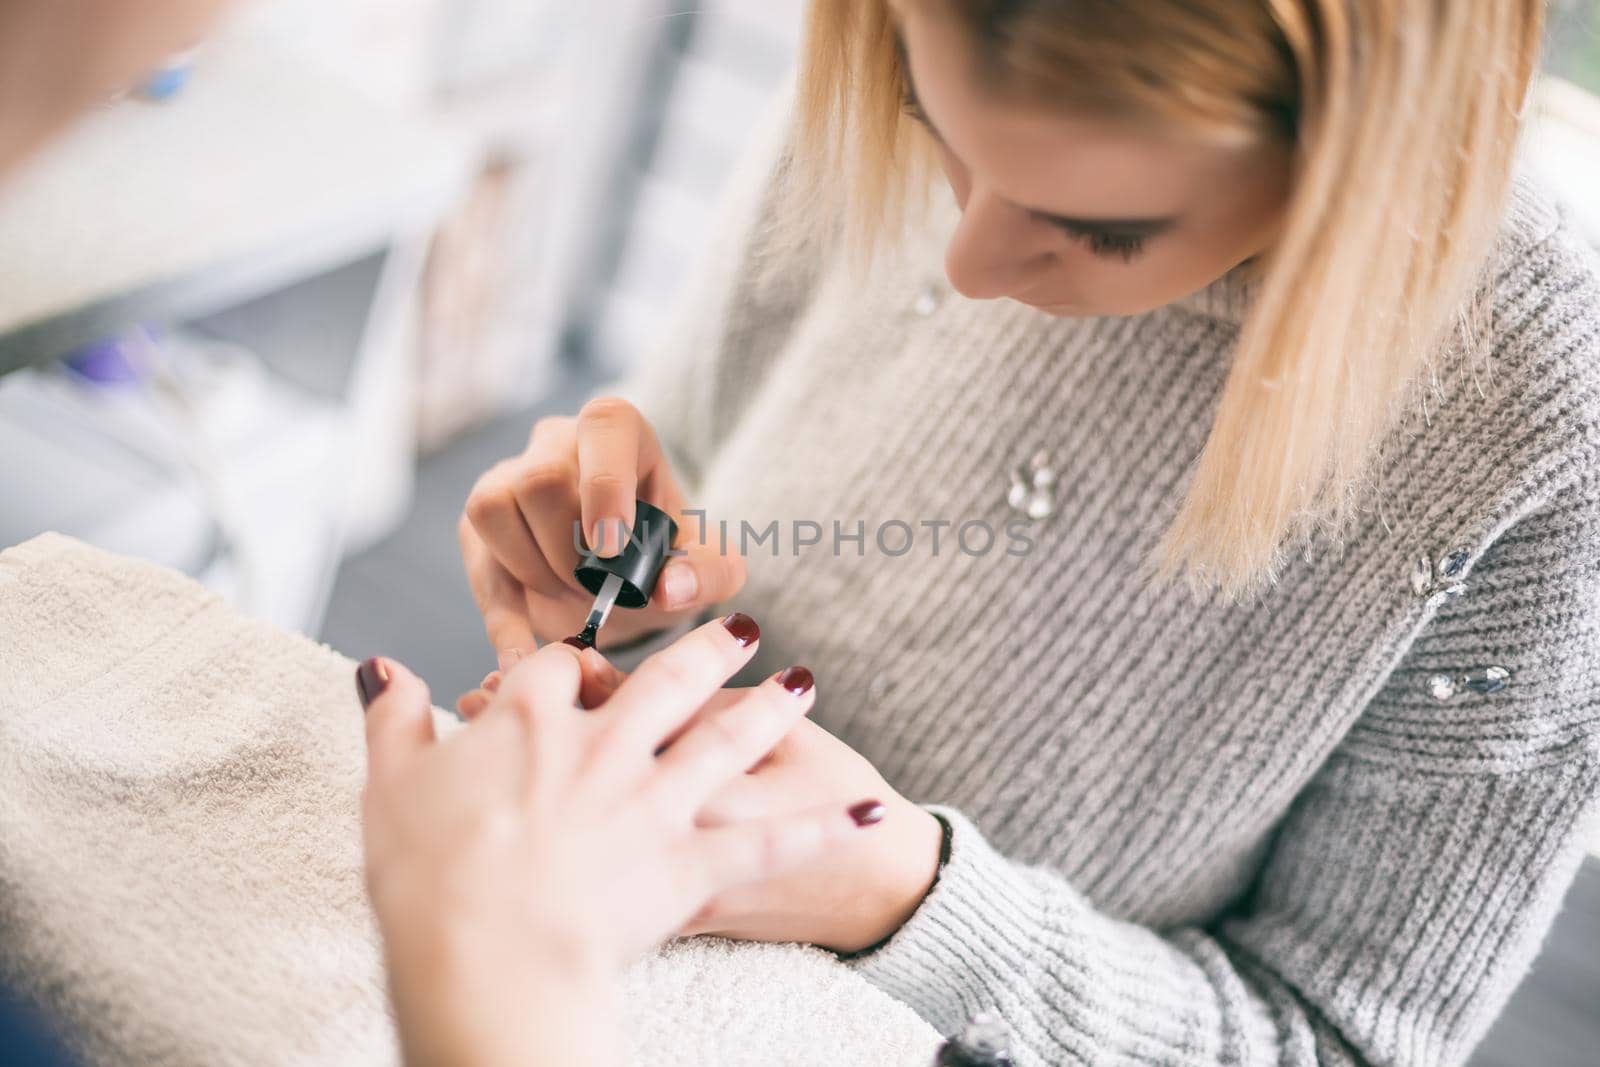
[355,657,390,711]
[848,800,887,827]
[721,612,760,646]
[563,626,597,650]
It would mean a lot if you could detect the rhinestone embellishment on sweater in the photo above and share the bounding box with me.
[1426,665,1512,702]
[1411,545,1471,607]
[1427,673,1458,701]
[912,284,942,317]
[1007,451,1056,520]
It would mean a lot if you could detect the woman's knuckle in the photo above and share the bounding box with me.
[514,460,571,498]
[653,656,702,695]
[465,471,514,523]
[527,415,574,449]
[463,492,504,532]
[583,470,629,497]
[579,395,638,427]
[640,646,705,693]
[703,707,748,751]
[753,825,788,876]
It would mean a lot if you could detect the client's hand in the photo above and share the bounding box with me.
[524,653,945,956]
[688,718,944,954]
[357,615,884,1067]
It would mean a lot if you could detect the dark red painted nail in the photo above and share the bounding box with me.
[848,800,887,827]
[356,657,390,711]
[562,635,590,650]
[777,666,814,696]
[721,612,760,647]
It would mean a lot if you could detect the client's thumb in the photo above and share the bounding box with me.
[357,656,437,781]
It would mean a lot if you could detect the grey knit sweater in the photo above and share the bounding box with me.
[624,115,1600,1066]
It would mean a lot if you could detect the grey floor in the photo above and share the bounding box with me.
[320,386,1600,1065]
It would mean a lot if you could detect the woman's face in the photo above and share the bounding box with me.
[896,5,1294,317]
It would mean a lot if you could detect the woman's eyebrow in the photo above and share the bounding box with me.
[895,28,1178,236]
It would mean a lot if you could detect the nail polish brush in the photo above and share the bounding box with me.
[569,498,680,648]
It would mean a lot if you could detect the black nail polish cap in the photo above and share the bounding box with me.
[573,498,680,609]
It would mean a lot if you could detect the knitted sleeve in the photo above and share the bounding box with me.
[849,481,1600,1066]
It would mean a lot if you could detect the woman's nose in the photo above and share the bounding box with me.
[943,186,1054,301]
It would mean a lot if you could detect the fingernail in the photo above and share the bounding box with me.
[776,666,814,696]
[355,657,390,711]
[659,561,698,608]
[848,800,887,827]
[497,648,525,671]
[582,647,624,684]
[561,636,589,650]
[591,518,624,557]
[721,612,760,647]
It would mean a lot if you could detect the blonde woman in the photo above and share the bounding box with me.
[456,0,1600,1064]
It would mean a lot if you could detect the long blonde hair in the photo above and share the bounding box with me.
[791,0,1545,593]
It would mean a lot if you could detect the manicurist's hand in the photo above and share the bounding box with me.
[459,396,745,658]
[357,614,885,1067]
[561,654,945,955]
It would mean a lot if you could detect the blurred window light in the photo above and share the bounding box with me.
[1547,0,1600,93]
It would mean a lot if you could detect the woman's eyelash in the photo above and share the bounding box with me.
[1072,230,1148,262]
[900,85,931,127]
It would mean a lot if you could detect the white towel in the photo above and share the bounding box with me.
[0,532,940,1066]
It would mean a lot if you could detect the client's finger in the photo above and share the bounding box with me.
[359,657,436,784]
[456,688,492,720]
[492,641,584,731]
[648,668,814,817]
[576,647,625,709]
[598,614,761,760]
[691,801,886,898]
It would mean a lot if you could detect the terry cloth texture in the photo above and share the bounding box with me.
[0,532,940,1067]
[619,105,1600,1066]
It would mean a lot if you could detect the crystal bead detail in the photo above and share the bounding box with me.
[1412,544,1474,606]
[1409,555,1434,597]
[912,285,941,317]
[1437,546,1471,581]
[1424,583,1467,611]
[1006,453,1057,521]
[1427,665,1511,702]
[1464,665,1511,695]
